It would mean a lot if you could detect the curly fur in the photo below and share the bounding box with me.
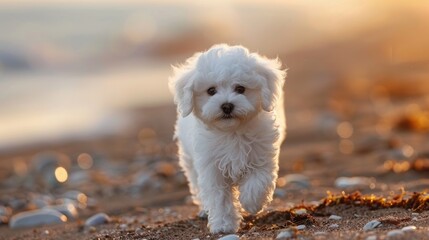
[169,44,286,233]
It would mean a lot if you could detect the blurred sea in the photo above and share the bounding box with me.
[0,1,428,150]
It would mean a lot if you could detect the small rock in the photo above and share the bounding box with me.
[0,206,12,217]
[329,224,339,229]
[276,229,294,239]
[401,225,416,232]
[85,213,111,227]
[88,226,96,233]
[293,208,307,215]
[314,231,327,236]
[198,210,208,219]
[363,220,382,231]
[329,215,342,220]
[30,198,50,209]
[8,199,26,211]
[335,177,372,189]
[412,217,418,221]
[43,230,50,235]
[9,209,67,229]
[366,236,377,240]
[281,174,310,188]
[274,189,286,198]
[135,227,144,235]
[386,229,404,238]
[411,213,419,217]
[62,191,88,205]
[295,225,306,230]
[119,223,127,230]
[218,234,239,240]
[44,204,78,219]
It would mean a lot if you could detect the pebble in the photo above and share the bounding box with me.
[335,177,371,189]
[329,215,342,220]
[314,231,327,236]
[401,225,417,232]
[386,229,404,238]
[296,225,306,230]
[218,234,239,240]
[411,213,419,217]
[329,224,339,229]
[276,229,294,239]
[135,227,145,235]
[132,171,153,189]
[366,236,377,240]
[44,204,78,219]
[274,188,286,198]
[283,174,310,188]
[9,209,67,229]
[0,206,12,217]
[63,190,88,204]
[363,220,382,231]
[293,208,307,215]
[198,210,208,219]
[85,213,111,227]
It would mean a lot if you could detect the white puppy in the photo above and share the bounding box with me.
[169,44,286,233]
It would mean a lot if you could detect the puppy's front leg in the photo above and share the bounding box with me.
[239,162,277,215]
[197,162,241,233]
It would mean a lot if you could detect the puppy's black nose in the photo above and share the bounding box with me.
[221,103,234,114]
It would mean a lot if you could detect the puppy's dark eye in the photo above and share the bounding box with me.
[207,87,217,96]
[235,85,245,94]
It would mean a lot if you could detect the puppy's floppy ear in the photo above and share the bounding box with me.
[169,55,199,117]
[253,55,286,112]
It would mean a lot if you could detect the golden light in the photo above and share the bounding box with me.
[55,167,68,183]
[77,193,88,204]
[77,153,93,170]
[337,121,354,139]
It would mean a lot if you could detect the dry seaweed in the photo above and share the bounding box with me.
[316,190,429,212]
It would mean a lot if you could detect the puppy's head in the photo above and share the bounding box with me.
[169,44,286,131]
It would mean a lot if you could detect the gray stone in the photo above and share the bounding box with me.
[296,225,306,230]
[9,209,67,229]
[386,229,404,238]
[293,208,307,215]
[329,224,339,229]
[218,234,239,240]
[363,220,382,231]
[43,204,78,219]
[85,213,111,227]
[401,225,416,232]
[274,189,286,198]
[197,210,208,219]
[329,215,342,220]
[62,190,88,205]
[335,177,371,189]
[276,229,294,239]
[0,206,12,216]
[283,174,310,188]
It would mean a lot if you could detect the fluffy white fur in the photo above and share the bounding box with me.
[169,44,286,233]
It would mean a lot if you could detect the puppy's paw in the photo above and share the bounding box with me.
[240,195,264,215]
[239,178,273,215]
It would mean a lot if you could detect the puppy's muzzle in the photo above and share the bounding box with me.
[221,103,234,114]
